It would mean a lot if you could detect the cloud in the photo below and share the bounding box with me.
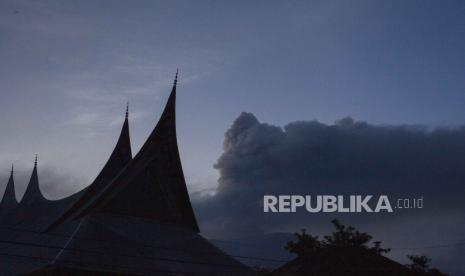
[68,112,102,126]
[35,166,87,199]
[193,112,465,271]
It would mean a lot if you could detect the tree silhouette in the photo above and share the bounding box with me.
[285,219,390,257]
[407,254,431,271]
[323,219,390,254]
[285,228,321,257]
[252,265,271,276]
[280,220,448,276]
[406,255,449,275]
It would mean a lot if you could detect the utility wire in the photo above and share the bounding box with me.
[0,238,248,269]
[0,251,203,276]
[2,224,462,264]
[0,226,290,263]
[392,242,465,251]
[212,236,465,251]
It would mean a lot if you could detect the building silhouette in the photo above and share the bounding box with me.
[0,165,18,218]
[270,247,447,276]
[0,74,251,275]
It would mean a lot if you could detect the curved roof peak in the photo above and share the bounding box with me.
[0,164,18,210]
[114,105,132,163]
[45,106,133,231]
[78,72,200,232]
[173,68,178,87]
[20,156,46,205]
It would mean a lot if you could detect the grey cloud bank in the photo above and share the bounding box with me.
[193,112,465,273]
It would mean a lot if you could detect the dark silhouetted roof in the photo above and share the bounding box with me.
[20,157,45,206]
[0,166,18,215]
[45,108,132,231]
[271,248,440,276]
[26,214,251,276]
[0,108,133,233]
[0,159,83,231]
[0,76,252,275]
[75,76,199,232]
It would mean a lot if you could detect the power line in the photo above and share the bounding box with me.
[0,251,201,275]
[392,242,465,251]
[212,235,465,252]
[2,224,462,265]
[0,226,290,263]
[1,226,463,275]
[0,238,248,269]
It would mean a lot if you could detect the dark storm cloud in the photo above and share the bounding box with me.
[193,112,465,271]
[216,113,465,196]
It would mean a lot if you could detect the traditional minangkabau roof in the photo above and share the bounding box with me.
[0,107,132,232]
[30,213,251,276]
[0,156,56,230]
[45,105,133,231]
[0,165,18,213]
[0,108,140,275]
[28,75,252,276]
[20,155,46,206]
[74,72,199,232]
[0,156,47,230]
[0,75,252,275]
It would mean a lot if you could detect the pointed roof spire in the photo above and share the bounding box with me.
[125,102,129,120]
[45,106,133,231]
[173,69,178,88]
[76,73,200,232]
[20,155,45,205]
[0,164,18,210]
[10,164,13,177]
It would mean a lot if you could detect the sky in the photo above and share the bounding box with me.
[1,0,465,196]
[0,0,465,273]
